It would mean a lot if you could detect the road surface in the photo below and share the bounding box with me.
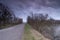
[0,24,25,40]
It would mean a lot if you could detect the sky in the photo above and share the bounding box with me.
[0,0,60,22]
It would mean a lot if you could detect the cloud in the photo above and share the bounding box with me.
[17,0,60,8]
[0,0,60,22]
[1,0,60,9]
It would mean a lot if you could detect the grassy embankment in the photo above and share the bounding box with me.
[23,24,51,40]
[24,24,35,40]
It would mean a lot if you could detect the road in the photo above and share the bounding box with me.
[0,24,25,40]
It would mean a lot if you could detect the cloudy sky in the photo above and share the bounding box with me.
[0,0,60,22]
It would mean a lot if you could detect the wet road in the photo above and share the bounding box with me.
[0,24,25,40]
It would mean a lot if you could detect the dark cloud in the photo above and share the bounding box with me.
[1,0,60,9]
[0,0,60,22]
[17,0,60,8]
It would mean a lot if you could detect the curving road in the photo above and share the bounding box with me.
[0,24,25,40]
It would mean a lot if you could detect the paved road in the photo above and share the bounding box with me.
[0,24,25,40]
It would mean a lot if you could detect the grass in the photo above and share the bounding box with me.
[24,24,35,40]
[0,23,22,29]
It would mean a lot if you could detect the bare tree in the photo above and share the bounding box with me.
[0,3,15,26]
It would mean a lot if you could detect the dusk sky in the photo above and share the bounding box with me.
[0,0,60,22]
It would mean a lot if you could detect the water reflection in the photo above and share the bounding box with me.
[53,25,60,40]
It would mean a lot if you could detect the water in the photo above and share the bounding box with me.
[53,25,60,40]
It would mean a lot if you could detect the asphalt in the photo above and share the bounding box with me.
[0,24,25,40]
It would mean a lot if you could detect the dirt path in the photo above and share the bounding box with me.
[31,29,51,40]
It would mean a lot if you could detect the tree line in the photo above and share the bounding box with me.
[27,13,60,27]
[27,13,55,26]
[27,13,60,40]
[0,3,22,29]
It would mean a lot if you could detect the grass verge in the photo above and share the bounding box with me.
[24,24,35,40]
[0,23,22,30]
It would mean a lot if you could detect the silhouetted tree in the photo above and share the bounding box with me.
[0,3,15,26]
